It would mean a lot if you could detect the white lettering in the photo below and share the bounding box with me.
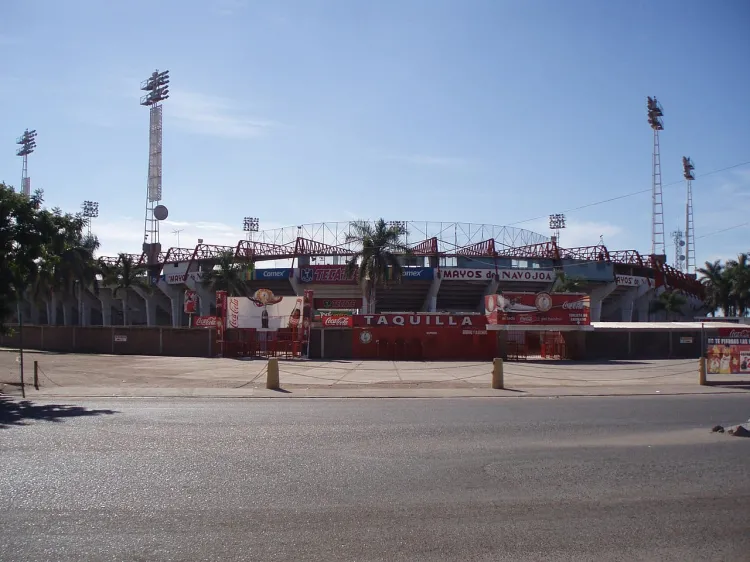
[409,316,420,325]
[448,316,456,326]
[435,316,443,326]
[392,315,405,326]
[364,315,374,325]
[461,317,473,326]
[377,316,388,326]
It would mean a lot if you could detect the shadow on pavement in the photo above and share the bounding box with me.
[0,396,117,429]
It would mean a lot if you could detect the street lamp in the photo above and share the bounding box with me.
[16,129,37,196]
[549,213,566,243]
[82,200,99,237]
[243,216,259,240]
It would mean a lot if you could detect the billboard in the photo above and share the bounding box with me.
[616,275,650,287]
[485,292,590,326]
[194,316,220,328]
[299,265,357,284]
[321,315,354,328]
[706,328,750,376]
[227,289,304,330]
[254,268,290,281]
[184,290,198,314]
[165,271,207,285]
[439,268,555,282]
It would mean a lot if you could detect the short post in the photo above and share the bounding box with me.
[492,357,504,390]
[699,356,707,386]
[266,358,280,390]
[33,361,39,390]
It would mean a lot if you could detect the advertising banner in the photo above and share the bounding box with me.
[184,290,198,314]
[398,267,434,281]
[302,289,314,341]
[314,298,363,309]
[321,315,354,328]
[615,274,650,287]
[299,265,357,284]
[353,313,486,329]
[165,271,207,285]
[485,292,590,326]
[194,316,221,328]
[439,268,555,282]
[254,268,290,281]
[227,290,303,331]
[706,328,750,376]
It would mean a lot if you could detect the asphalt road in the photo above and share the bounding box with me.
[1,395,749,562]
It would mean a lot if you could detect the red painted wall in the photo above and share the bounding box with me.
[352,326,497,361]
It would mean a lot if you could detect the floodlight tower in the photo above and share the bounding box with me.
[683,156,696,274]
[549,214,566,245]
[16,129,37,196]
[140,69,170,256]
[81,201,99,237]
[243,217,259,241]
[647,96,665,258]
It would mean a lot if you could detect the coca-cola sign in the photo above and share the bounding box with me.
[194,316,220,328]
[485,292,591,326]
[321,315,354,328]
[353,314,482,328]
[718,328,750,338]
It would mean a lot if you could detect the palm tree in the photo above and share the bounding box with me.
[53,234,103,324]
[725,253,750,316]
[552,273,587,293]
[697,260,733,316]
[650,290,687,321]
[104,253,151,326]
[201,250,249,296]
[344,219,411,313]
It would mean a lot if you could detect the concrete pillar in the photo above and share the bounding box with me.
[589,282,617,323]
[635,286,659,321]
[132,287,158,327]
[156,280,184,327]
[76,286,101,327]
[423,270,441,312]
[28,299,41,325]
[46,293,59,325]
[98,288,115,326]
[482,277,499,312]
[289,271,301,297]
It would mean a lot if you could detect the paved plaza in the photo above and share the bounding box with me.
[2,348,745,398]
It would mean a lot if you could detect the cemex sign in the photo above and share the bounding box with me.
[399,267,434,280]
[254,268,290,280]
[353,314,484,328]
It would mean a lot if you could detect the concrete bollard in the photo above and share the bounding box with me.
[492,357,504,389]
[699,356,707,386]
[266,358,280,390]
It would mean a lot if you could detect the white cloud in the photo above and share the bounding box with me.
[216,0,247,16]
[169,91,278,139]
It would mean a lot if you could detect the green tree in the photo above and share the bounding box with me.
[650,290,687,321]
[1,184,90,330]
[698,260,734,316]
[552,272,587,293]
[103,254,151,326]
[345,219,411,312]
[201,250,250,296]
[725,253,750,316]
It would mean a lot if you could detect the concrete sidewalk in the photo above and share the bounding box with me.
[1,349,747,398]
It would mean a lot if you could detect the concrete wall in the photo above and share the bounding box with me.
[585,330,704,360]
[0,325,218,357]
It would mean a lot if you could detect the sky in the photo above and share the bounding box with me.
[1,0,749,267]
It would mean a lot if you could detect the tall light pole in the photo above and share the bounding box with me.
[172,228,184,247]
[683,156,696,274]
[140,69,170,258]
[16,129,37,196]
[243,216,259,241]
[548,214,566,245]
[647,96,665,258]
[81,201,99,237]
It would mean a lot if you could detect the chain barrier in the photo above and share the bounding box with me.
[502,368,698,383]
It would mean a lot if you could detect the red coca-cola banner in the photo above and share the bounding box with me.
[718,327,750,338]
[313,298,363,309]
[299,265,357,284]
[353,314,485,328]
[302,289,314,341]
[485,292,590,326]
[321,315,354,328]
[194,315,220,328]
